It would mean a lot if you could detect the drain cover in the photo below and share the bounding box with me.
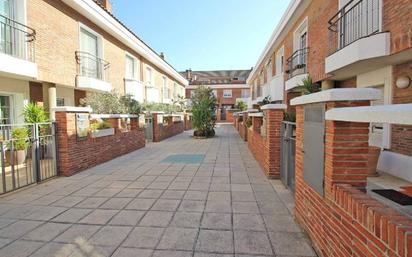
[372,189,412,206]
[162,154,204,164]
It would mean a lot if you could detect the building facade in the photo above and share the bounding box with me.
[0,0,187,123]
[247,0,412,180]
[182,69,251,121]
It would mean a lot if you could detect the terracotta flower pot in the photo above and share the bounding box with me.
[368,146,381,177]
[5,149,26,166]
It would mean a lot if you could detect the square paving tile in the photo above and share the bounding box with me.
[0,240,44,257]
[138,189,164,199]
[139,211,174,227]
[151,199,181,211]
[157,227,198,250]
[161,190,186,199]
[268,232,316,256]
[88,226,132,247]
[263,215,301,232]
[233,214,266,231]
[184,190,208,200]
[115,188,142,198]
[232,202,259,214]
[51,196,85,207]
[153,250,193,257]
[99,198,133,210]
[162,154,205,164]
[54,224,101,243]
[22,222,71,242]
[79,209,118,225]
[201,213,232,230]
[196,229,234,253]
[194,254,234,257]
[75,197,108,208]
[178,200,205,212]
[30,242,74,257]
[205,200,231,213]
[52,208,92,223]
[0,220,43,239]
[234,230,273,255]
[125,198,156,210]
[170,212,202,228]
[122,227,164,248]
[109,210,146,226]
[231,192,255,202]
[112,248,153,257]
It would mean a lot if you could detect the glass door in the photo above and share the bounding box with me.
[0,95,11,124]
[80,28,99,79]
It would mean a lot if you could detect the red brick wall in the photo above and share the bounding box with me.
[226,109,240,123]
[152,114,184,142]
[55,112,145,176]
[391,62,412,156]
[246,109,283,178]
[294,103,412,257]
[184,114,192,131]
[383,0,412,54]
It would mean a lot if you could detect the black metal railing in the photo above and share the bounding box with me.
[328,0,380,54]
[286,47,309,79]
[75,51,110,81]
[0,14,36,62]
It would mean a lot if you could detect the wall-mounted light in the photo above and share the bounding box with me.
[396,76,410,89]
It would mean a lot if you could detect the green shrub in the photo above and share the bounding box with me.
[283,112,296,122]
[90,121,112,131]
[235,100,247,111]
[23,103,48,123]
[245,117,253,128]
[81,91,140,114]
[191,86,217,137]
[297,75,320,95]
[10,128,29,150]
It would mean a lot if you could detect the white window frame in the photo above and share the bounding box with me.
[223,90,232,98]
[79,23,104,58]
[162,76,168,99]
[293,18,308,52]
[173,83,178,99]
[266,59,272,80]
[125,53,138,80]
[276,46,285,76]
[145,66,153,87]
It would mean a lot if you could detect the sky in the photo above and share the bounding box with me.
[112,0,290,72]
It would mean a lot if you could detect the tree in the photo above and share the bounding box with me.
[191,86,217,138]
[235,100,247,111]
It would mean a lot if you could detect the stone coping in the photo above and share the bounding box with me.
[261,104,287,110]
[52,106,92,113]
[247,108,259,113]
[325,103,412,125]
[90,114,139,119]
[290,88,381,106]
[248,112,264,117]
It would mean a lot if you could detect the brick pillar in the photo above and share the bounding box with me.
[263,105,285,178]
[152,113,159,142]
[291,88,381,199]
[106,118,119,133]
[324,100,370,198]
[130,117,138,130]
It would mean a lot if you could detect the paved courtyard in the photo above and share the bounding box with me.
[0,124,316,257]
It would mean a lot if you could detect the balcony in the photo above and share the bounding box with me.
[0,14,37,79]
[285,48,309,91]
[75,51,112,92]
[124,79,145,103]
[325,0,390,78]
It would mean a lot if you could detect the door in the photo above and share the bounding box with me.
[80,28,99,79]
[145,117,153,141]
[0,0,13,55]
[220,107,227,121]
[0,95,11,124]
[303,104,325,196]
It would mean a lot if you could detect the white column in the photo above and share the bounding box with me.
[48,85,57,121]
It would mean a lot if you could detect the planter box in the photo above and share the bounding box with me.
[91,128,115,138]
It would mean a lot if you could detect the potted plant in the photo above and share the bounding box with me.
[296,75,320,95]
[90,120,115,138]
[191,85,217,138]
[6,128,29,166]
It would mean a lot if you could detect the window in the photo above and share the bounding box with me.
[241,89,250,98]
[276,47,284,75]
[56,98,65,107]
[223,90,232,98]
[162,77,168,99]
[80,26,102,79]
[266,60,272,80]
[145,67,153,86]
[125,54,137,80]
[173,83,178,98]
[0,95,11,124]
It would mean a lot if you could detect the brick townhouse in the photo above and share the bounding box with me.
[244,0,412,256]
[182,69,251,121]
[0,0,187,123]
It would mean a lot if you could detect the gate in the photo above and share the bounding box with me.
[0,122,58,194]
[280,121,296,192]
[144,116,153,141]
[303,104,325,196]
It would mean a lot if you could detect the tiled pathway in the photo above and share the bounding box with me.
[0,124,316,257]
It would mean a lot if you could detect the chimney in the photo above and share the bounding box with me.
[160,52,165,60]
[186,69,192,81]
[97,0,112,13]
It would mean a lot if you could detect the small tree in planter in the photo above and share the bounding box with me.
[192,86,217,138]
[6,128,29,165]
[297,75,320,95]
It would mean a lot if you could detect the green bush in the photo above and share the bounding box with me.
[191,86,217,138]
[235,100,247,111]
[10,128,29,150]
[245,117,253,128]
[81,91,140,114]
[283,112,296,122]
[141,102,180,114]
[297,75,320,95]
[23,103,48,123]
[90,121,112,131]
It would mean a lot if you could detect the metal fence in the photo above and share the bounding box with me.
[0,122,58,194]
[328,0,380,54]
[75,51,110,81]
[286,47,309,79]
[280,121,296,192]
